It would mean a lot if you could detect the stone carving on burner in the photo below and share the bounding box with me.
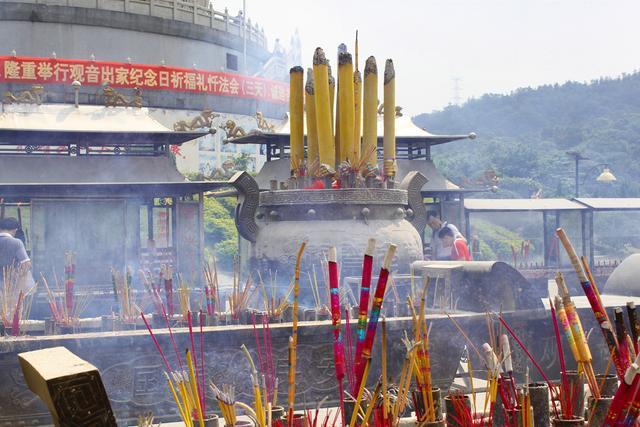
[229,171,260,243]
[130,87,143,108]
[2,85,45,105]
[103,85,129,107]
[173,109,220,133]
[398,171,428,234]
[377,100,403,117]
[255,111,275,132]
[220,119,247,142]
[259,187,408,206]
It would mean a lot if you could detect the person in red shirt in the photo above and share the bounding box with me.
[438,227,472,261]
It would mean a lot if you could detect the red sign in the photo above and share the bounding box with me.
[0,55,288,104]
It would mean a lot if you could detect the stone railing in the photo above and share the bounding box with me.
[5,0,268,48]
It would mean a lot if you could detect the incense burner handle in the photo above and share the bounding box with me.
[229,171,260,243]
[398,171,428,235]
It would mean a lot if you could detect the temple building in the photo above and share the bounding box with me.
[0,103,232,291]
[0,0,294,174]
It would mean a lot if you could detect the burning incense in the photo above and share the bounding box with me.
[241,344,266,427]
[555,273,599,398]
[354,238,375,392]
[287,241,307,426]
[64,252,75,317]
[290,66,305,175]
[229,274,258,320]
[210,382,237,426]
[382,59,396,184]
[556,227,628,380]
[305,70,320,173]
[337,52,355,164]
[111,267,140,323]
[362,56,378,168]
[355,243,397,392]
[163,264,174,316]
[353,69,362,163]
[550,298,572,419]
[313,48,336,172]
[327,247,346,426]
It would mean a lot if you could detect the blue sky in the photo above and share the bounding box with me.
[223,0,639,115]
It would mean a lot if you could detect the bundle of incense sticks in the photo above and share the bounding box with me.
[111,267,140,323]
[64,251,75,317]
[350,244,397,427]
[209,382,238,426]
[259,270,294,319]
[353,238,375,395]
[139,269,165,316]
[556,228,629,380]
[445,310,567,426]
[229,274,258,320]
[307,265,325,313]
[177,274,191,321]
[141,310,208,427]
[405,278,437,424]
[40,270,89,328]
[241,344,267,427]
[1,265,35,335]
[162,264,174,316]
[284,39,397,188]
[554,273,599,398]
[203,259,219,316]
[251,313,278,410]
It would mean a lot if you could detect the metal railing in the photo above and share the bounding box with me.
[5,0,267,48]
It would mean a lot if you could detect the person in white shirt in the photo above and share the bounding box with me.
[0,217,30,272]
[426,210,465,260]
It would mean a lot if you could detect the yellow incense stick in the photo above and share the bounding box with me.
[349,359,371,427]
[362,56,378,167]
[186,350,205,427]
[287,242,307,420]
[381,318,389,421]
[289,66,305,173]
[313,48,335,171]
[362,379,382,427]
[165,373,189,425]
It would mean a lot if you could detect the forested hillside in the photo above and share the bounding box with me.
[415,72,640,198]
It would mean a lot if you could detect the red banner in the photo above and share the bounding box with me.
[0,55,288,104]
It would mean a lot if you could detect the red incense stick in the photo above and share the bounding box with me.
[328,247,346,427]
[497,314,560,418]
[199,310,206,414]
[141,311,172,372]
[355,244,397,392]
[354,238,376,392]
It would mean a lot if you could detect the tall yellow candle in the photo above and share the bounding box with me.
[362,56,378,167]
[304,69,319,173]
[338,52,355,163]
[329,66,339,168]
[289,66,304,174]
[383,59,396,181]
[328,65,336,133]
[353,69,362,163]
[313,48,335,171]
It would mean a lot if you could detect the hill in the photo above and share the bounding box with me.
[414,72,640,198]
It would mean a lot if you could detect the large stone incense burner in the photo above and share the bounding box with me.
[235,173,428,276]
